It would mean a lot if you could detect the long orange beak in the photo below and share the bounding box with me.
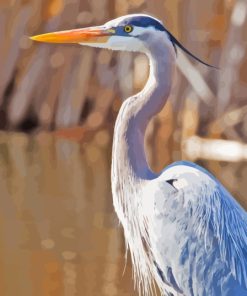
[30,27,115,44]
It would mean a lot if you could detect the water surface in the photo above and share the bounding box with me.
[0,130,138,296]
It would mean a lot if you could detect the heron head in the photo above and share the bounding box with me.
[30,14,171,53]
[31,14,217,68]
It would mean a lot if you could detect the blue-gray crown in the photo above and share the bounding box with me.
[119,15,165,31]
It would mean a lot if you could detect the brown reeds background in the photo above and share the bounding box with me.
[0,0,246,295]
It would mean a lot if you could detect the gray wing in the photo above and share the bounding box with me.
[149,162,247,296]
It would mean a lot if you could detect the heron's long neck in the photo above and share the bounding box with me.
[112,42,175,185]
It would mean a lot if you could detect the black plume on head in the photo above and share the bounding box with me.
[120,14,218,69]
[166,30,218,69]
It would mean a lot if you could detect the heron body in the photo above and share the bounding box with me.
[32,14,247,296]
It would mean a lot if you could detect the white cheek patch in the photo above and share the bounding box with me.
[108,36,145,52]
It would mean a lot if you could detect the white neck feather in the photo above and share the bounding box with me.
[112,34,175,181]
[111,33,175,295]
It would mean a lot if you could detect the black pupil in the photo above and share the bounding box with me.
[125,26,131,32]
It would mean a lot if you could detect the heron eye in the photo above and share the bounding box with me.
[124,25,133,33]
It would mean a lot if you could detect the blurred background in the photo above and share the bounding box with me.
[0,0,246,295]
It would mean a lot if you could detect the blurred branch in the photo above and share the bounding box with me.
[176,51,216,106]
[8,0,80,127]
[217,0,247,115]
[55,48,94,128]
[209,105,247,135]
[180,91,200,159]
[0,4,31,105]
[8,45,51,126]
[183,136,247,162]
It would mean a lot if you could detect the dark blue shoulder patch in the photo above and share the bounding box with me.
[120,15,165,31]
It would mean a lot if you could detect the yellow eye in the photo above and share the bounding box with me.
[124,25,133,33]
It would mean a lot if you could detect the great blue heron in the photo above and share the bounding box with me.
[31,14,247,296]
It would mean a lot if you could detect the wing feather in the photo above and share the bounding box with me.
[151,162,247,294]
[188,181,247,288]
